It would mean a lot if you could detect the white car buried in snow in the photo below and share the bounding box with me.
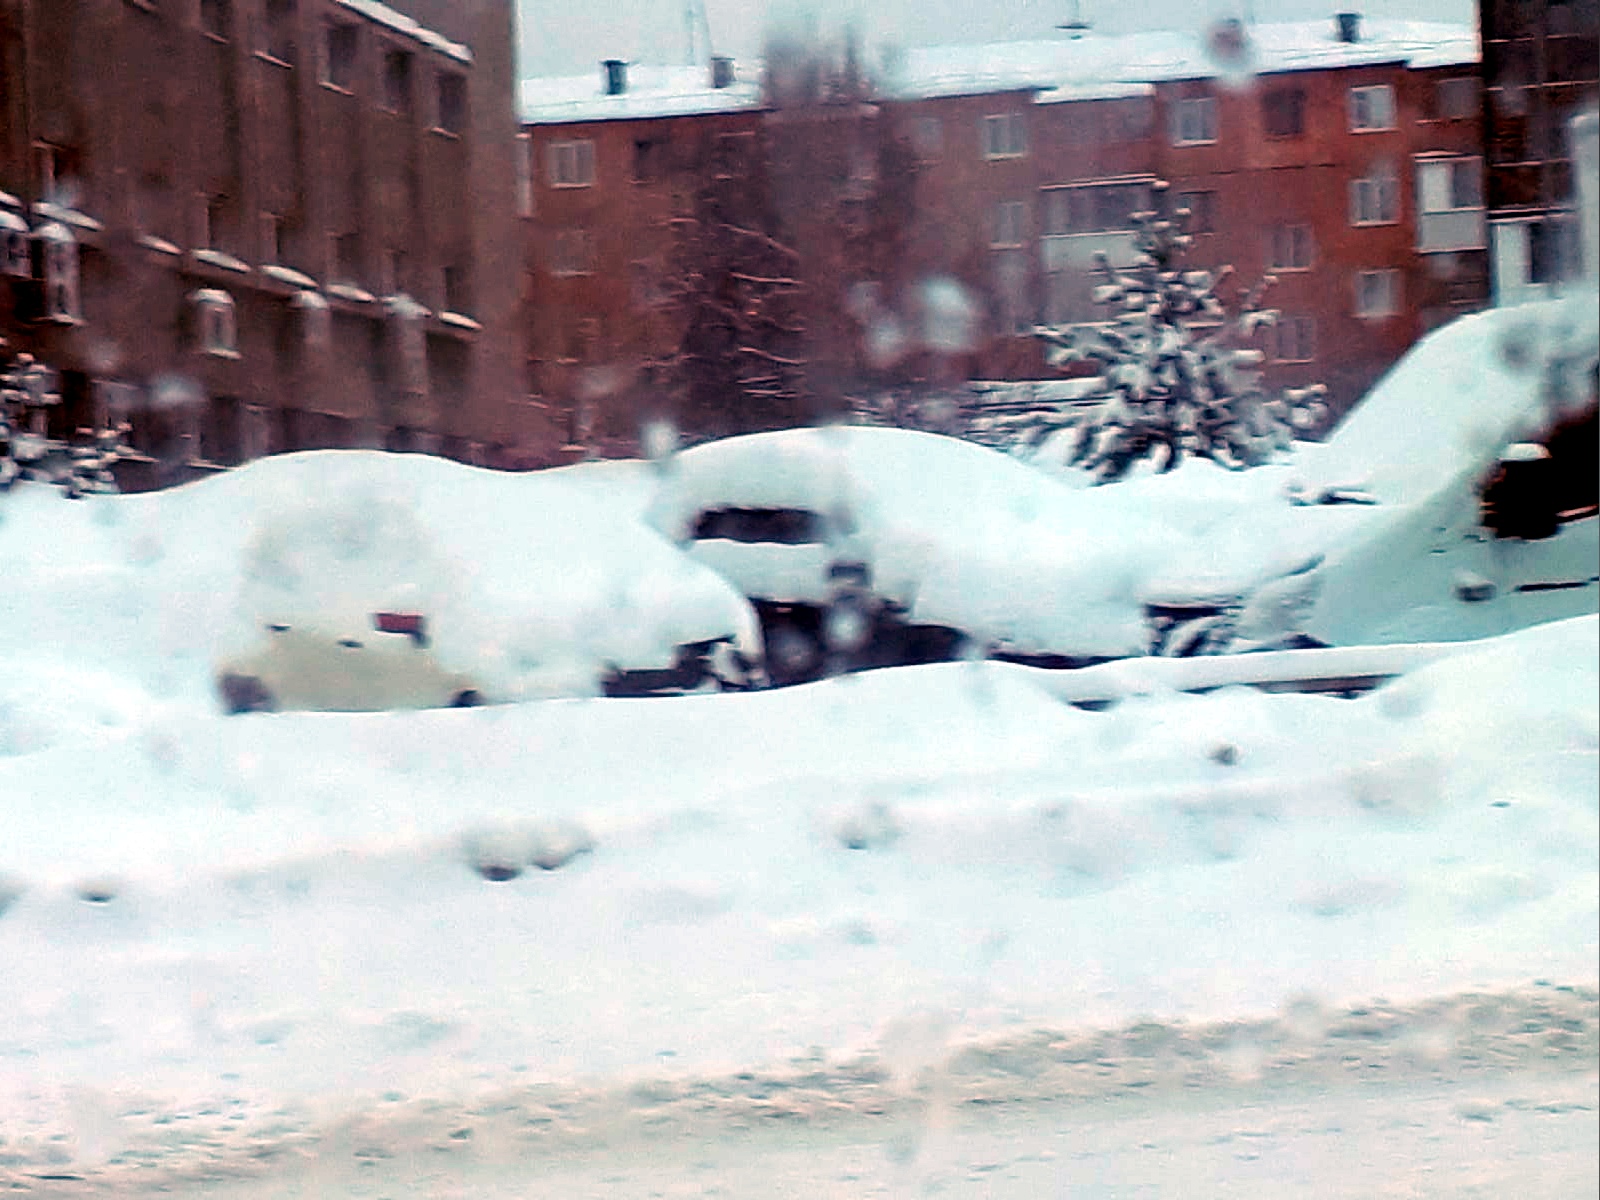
[207,451,765,713]
[1138,294,1599,655]
[645,425,1182,683]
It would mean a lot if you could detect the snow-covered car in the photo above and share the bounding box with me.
[645,425,1182,683]
[208,452,765,713]
[1138,293,1599,655]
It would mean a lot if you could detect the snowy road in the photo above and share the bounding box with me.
[12,983,1595,1198]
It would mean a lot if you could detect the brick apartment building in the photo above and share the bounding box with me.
[0,0,537,488]
[521,15,1494,448]
[1479,0,1600,305]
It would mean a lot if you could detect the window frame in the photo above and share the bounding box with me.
[434,70,466,135]
[1353,268,1402,319]
[1349,166,1400,226]
[1415,155,1483,214]
[259,0,297,66]
[546,139,596,189]
[1176,189,1217,234]
[1261,86,1306,138]
[380,46,414,114]
[981,112,1028,160]
[1271,313,1317,363]
[991,199,1028,249]
[1348,84,1396,132]
[1433,76,1481,121]
[322,20,358,91]
[549,228,595,276]
[1170,96,1218,146]
[1042,180,1153,236]
[1266,223,1315,271]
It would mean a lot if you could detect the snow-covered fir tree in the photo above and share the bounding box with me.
[1,343,126,497]
[1030,181,1328,483]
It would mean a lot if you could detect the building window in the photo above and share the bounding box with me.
[991,200,1027,248]
[549,229,593,276]
[200,0,231,40]
[1354,269,1401,318]
[436,72,466,134]
[382,49,413,113]
[910,116,943,161]
[262,213,285,263]
[262,0,296,65]
[323,22,358,89]
[191,288,239,357]
[202,193,238,254]
[1417,156,1483,213]
[1349,164,1400,225]
[332,231,361,285]
[442,264,470,313]
[981,112,1027,159]
[1432,77,1480,121]
[1170,96,1217,145]
[35,142,80,208]
[632,137,668,184]
[1267,223,1314,270]
[35,222,80,323]
[1272,314,1316,362]
[1348,84,1395,132]
[1177,189,1216,233]
[0,211,29,278]
[547,140,596,188]
[1043,181,1152,235]
[1262,87,1305,137]
[516,133,534,217]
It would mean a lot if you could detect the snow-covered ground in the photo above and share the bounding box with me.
[0,587,1594,1189]
[0,287,1596,1191]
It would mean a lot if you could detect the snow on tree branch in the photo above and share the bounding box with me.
[1030,182,1328,483]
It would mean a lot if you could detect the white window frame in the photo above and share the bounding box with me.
[1349,167,1400,226]
[1348,84,1396,132]
[981,112,1027,160]
[1416,156,1483,214]
[550,228,594,276]
[547,139,596,188]
[991,200,1027,248]
[1170,96,1217,146]
[1267,223,1315,271]
[1354,269,1401,319]
[1272,313,1317,363]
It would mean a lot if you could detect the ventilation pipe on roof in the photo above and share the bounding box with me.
[1335,12,1361,44]
[603,59,628,95]
[710,55,734,89]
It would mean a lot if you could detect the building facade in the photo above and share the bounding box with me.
[1479,0,1600,304]
[522,16,1492,447]
[0,0,538,488]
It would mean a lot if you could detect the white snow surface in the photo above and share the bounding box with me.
[0,449,762,709]
[0,432,1595,1171]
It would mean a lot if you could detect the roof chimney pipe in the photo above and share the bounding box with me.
[710,55,734,89]
[603,59,628,95]
[1335,12,1361,43]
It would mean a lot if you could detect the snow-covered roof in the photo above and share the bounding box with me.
[521,64,764,125]
[333,0,472,65]
[883,19,1478,104]
[519,20,1476,124]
